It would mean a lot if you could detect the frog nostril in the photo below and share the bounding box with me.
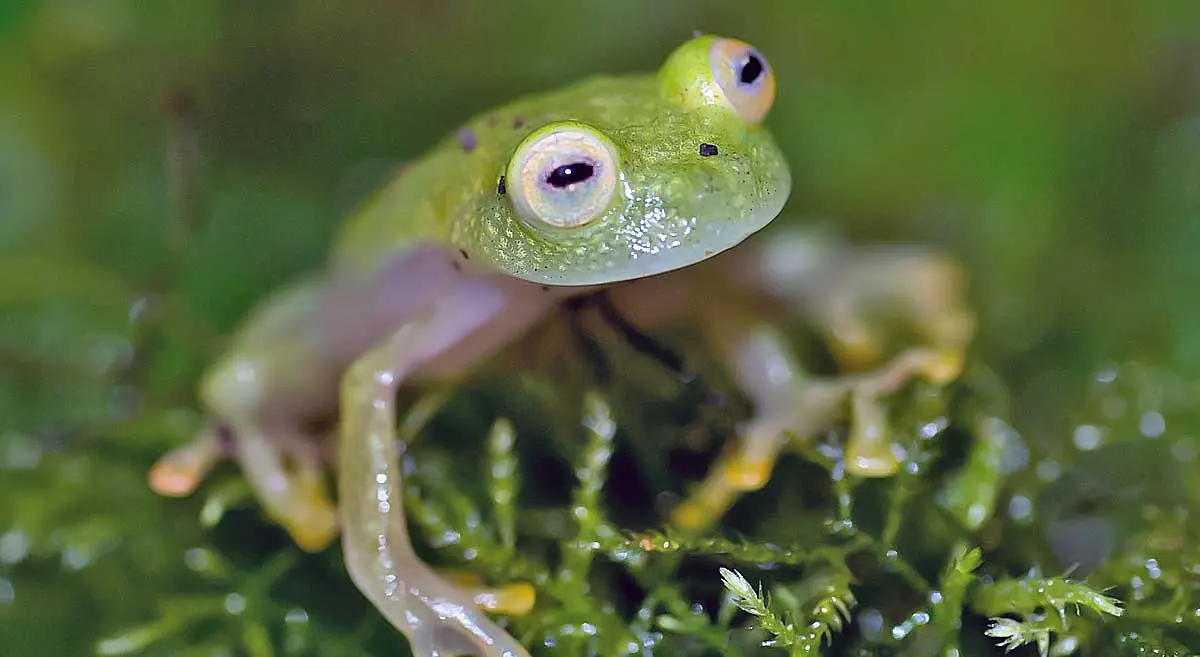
[699,143,719,157]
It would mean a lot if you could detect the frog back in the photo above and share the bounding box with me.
[328,75,659,278]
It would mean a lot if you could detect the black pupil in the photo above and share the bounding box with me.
[546,162,594,188]
[739,54,764,85]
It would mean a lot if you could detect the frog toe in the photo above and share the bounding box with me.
[670,451,775,531]
[670,496,729,531]
[471,581,537,616]
[844,392,899,477]
[282,495,340,553]
[827,328,885,371]
[917,346,967,385]
[148,427,224,497]
[435,568,535,614]
[722,453,776,492]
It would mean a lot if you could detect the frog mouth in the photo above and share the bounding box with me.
[530,183,790,287]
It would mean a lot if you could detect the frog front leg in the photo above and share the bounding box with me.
[338,275,540,657]
[150,276,341,551]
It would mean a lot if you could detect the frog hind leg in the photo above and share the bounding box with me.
[150,275,341,551]
[751,228,976,374]
[671,304,961,532]
[338,276,533,657]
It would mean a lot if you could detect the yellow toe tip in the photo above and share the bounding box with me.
[919,349,965,384]
[724,458,774,492]
[287,509,339,553]
[491,582,537,616]
[292,528,337,553]
[845,452,900,478]
[670,502,711,530]
[830,338,883,371]
[148,462,201,497]
[472,582,536,615]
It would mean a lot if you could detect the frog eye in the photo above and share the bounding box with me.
[658,35,777,124]
[505,122,619,230]
[709,38,775,124]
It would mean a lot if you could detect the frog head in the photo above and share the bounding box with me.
[454,34,791,286]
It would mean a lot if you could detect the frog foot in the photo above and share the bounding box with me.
[149,421,340,552]
[278,465,340,552]
[670,347,952,531]
[820,251,975,379]
[224,421,339,552]
[671,451,776,530]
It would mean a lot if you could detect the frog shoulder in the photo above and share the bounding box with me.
[329,147,462,275]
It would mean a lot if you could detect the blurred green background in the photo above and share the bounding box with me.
[2,1,1199,655]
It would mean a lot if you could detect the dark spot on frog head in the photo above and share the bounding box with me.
[512,116,525,129]
[699,143,719,157]
[457,127,477,153]
[497,175,507,195]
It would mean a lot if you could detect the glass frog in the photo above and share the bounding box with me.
[148,35,973,656]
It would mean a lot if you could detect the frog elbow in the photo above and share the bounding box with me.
[200,357,266,417]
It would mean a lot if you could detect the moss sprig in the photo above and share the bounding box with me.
[974,574,1124,656]
[719,566,856,656]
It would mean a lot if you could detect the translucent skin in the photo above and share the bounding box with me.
[149,34,975,657]
[331,36,790,285]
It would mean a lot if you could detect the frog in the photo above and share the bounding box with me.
[147,34,974,657]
